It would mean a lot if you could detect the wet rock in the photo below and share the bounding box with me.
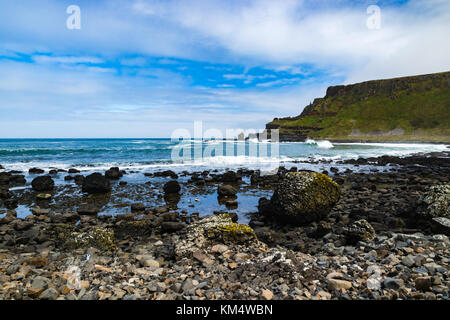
[154,170,178,179]
[217,185,238,197]
[31,176,55,191]
[77,204,99,215]
[82,173,111,194]
[131,203,146,212]
[0,188,12,199]
[105,167,122,180]
[267,171,341,225]
[68,168,80,174]
[29,168,45,174]
[344,219,376,244]
[163,180,181,194]
[221,171,240,183]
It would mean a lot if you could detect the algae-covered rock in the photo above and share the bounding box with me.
[268,171,341,225]
[417,184,450,219]
[49,224,117,251]
[175,213,257,258]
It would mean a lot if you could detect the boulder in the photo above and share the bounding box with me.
[417,184,449,218]
[163,180,181,194]
[431,217,450,236]
[154,170,178,179]
[82,173,111,194]
[29,168,44,174]
[217,184,238,197]
[344,219,376,244]
[31,176,55,192]
[105,167,122,180]
[221,171,239,182]
[267,171,341,225]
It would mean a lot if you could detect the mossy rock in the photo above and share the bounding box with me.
[417,184,450,219]
[269,171,341,225]
[204,214,256,244]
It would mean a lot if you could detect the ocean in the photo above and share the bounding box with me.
[0,138,448,174]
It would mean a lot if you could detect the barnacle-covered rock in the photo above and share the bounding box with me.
[344,219,376,244]
[417,184,450,219]
[267,171,341,225]
[48,224,117,251]
[175,213,257,259]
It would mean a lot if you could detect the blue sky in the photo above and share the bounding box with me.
[0,0,449,138]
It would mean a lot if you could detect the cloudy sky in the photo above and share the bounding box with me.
[0,0,449,138]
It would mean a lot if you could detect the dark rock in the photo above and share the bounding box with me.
[415,277,432,291]
[74,175,84,185]
[431,217,450,235]
[131,203,146,211]
[105,167,122,180]
[0,188,12,199]
[383,278,404,290]
[163,180,181,194]
[82,173,111,194]
[161,221,185,233]
[68,168,80,174]
[154,170,178,179]
[222,171,239,182]
[31,176,55,192]
[29,168,44,174]
[77,204,99,215]
[217,184,238,197]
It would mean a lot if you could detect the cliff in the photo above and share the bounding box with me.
[266,71,450,142]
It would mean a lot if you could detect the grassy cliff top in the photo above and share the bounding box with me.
[267,71,450,142]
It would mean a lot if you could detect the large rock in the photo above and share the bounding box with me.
[31,176,55,192]
[82,173,111,194]
[267,171,341,225]
[217,184,238,197]
[105,167,122,180]
[431,217,450,236]
[417,184,449,218]
[163,180,181,194]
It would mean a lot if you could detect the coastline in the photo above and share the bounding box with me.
[0,151,449,300]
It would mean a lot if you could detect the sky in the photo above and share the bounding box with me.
[0,0,449,138]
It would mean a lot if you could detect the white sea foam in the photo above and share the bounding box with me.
[305,139,334,149]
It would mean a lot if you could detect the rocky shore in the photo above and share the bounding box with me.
[0,152,449,300]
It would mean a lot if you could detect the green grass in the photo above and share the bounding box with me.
[268,72,450,142]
